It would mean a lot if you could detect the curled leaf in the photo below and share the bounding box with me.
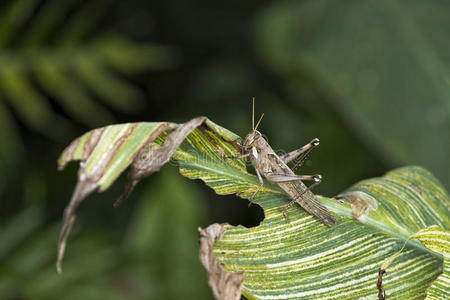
[114,116,206,207]
[57,117,206,272]
[199,224,244,300]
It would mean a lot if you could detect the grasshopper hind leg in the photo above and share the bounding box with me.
[282,201,295,223]
[281,174,322,224]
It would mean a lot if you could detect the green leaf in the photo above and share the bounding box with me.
[411,226,450,300]
[178,128,448,299]
[58,119,448,298]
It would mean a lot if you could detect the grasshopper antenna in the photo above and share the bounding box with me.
[254,113,264,131]
[252,97,255,130]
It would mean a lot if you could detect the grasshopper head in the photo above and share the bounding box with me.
[242,130,263,150]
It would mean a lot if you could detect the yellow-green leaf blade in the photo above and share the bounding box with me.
[411,226,450,300]
[57,119,449,298]
[171,123,448,299]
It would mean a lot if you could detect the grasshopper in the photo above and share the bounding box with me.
[228,100,336,226]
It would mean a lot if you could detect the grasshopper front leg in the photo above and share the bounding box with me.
[225,153,250,160]
[225,152,263,206]
[249,169,264,206]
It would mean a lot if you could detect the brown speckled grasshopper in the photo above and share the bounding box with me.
[228,100,336,226]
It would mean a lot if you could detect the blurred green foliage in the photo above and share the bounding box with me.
[0,0,448,299]
[255,0,450,187]
[0,0,173,191]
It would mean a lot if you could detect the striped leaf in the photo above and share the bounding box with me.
[58,119,449,299]
[411,226,450,300]
[173,127,448,299]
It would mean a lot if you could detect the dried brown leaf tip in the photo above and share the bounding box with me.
[114,117,206,207]
[377,269,386,300]
[56,117,206,273]
[335,191,378,223]
[199,224,244,300]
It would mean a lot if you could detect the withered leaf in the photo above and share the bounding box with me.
[57,117,206,273]
[199,224,244,300]
[114,116,206,207]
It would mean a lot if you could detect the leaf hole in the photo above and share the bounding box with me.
[207,191,265,228]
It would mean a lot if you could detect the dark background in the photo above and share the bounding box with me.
[0,0,448,299]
